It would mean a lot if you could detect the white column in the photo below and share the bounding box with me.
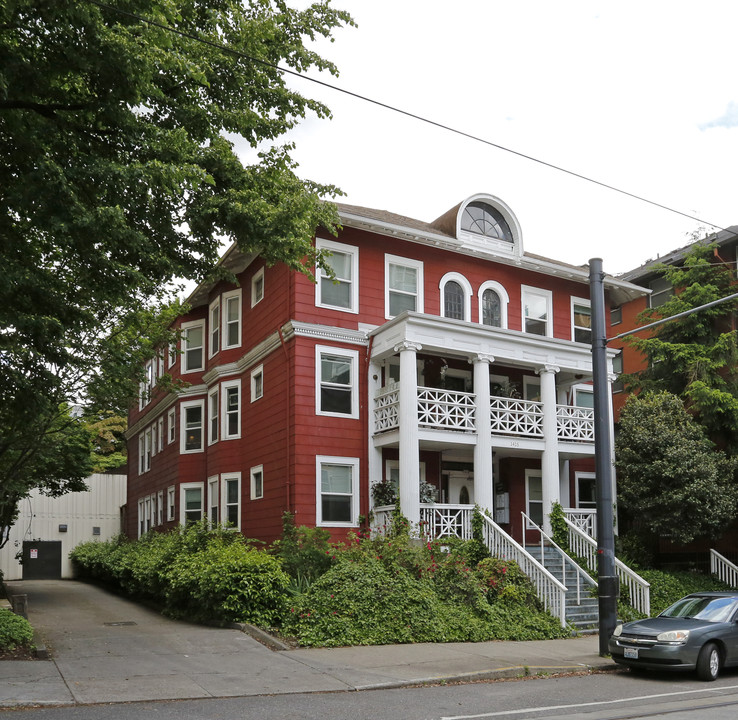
[472,354,495,513]
[368,361,383,512]
[395,341,422,527]
[538,363,560,535]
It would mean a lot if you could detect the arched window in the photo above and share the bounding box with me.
[461,201,513,243]
[482,289,501,327]
[444,281,464,320]
[477,281,509,329]
[440,272,472,321]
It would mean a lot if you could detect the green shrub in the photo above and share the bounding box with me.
[0,609,33,651]
[272,512,334,585]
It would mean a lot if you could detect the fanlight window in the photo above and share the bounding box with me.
[461,202,513,243]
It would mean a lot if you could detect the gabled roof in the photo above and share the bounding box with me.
[619,225,738,283]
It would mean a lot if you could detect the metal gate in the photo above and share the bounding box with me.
[21,541,62,580]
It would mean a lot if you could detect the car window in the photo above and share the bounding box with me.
[661,596,738,622]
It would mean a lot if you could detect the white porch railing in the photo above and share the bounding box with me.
[564,508,597,539]
[710,549,738,588]
[556,405,595,442]
[490,397,543,437]
[374,383,400,432]
[565,517,650,616]
[414,504,566,627]
[521,512,596,607]
[417,388,475,431]
[374,385,594,444]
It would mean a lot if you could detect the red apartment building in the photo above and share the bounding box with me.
[125,193,646,548]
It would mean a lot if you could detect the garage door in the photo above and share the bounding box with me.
[22,541,62,580]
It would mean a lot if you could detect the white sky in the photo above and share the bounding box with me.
[252,0,738,276]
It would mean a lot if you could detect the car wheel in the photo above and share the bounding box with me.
[696,642,720,681]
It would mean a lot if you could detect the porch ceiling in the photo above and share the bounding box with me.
[369,312,606,377]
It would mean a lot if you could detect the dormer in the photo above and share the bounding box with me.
[430,193,523,258]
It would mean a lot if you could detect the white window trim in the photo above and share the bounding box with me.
[575,471,597,509]
[315,345,359,419]
[180,482,204,525]
[208,475,219,527]
[137,498,145,538]
[157,417,164,454]
[316,455,360,527]
[525,469,543,529]
[167,408,176,444]
[571,296,592,344]
[181,319,205,374]
[180,399,205,454]
[209,297,220,358]
[208,387,219,445]
[250,465,263,501]
[222,288,242,349]
[138,434,146,475]
[315,238,359,314]
[478,280,510,328]
[144,427,152,470]
[221,378,241,440]
[168,340,177,369]
[523,376,541,402]
[251,364,264,402]
[221,472,242,530]
[384,253,424,319]
[251,266,265,308]
[439,272,473,322]
[157,490,164,526]
[166,485,175,522]
[571,383,594,408]
[521,285,553,337]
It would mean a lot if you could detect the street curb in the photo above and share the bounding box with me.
[352,662,619,691]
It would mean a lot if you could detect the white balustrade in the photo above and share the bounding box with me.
[710,549,738,588]
[564,508,597,539]
[416,388,476,431]
[556,405,595,442]
[374,384,399,432]
[565,517,650,616]
[490,397,543,437]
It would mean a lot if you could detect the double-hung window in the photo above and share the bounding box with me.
[316,346,358,418]
[525,471,543,527]
[208,388,219,445]
[222,289,241,349]
[522,286,552,337]
[439,272,472,322]
[251,365,263,401]
[222,380,241,439]
[478,281,509,328]
[181,399,205,453]
[222,473,241,529]
[571,297,592,344]
[316,238,359,312]
[385,254,423,318]
[208,476,219,526]
[250,466,263,501]
[167,486,175,521]
[180,482,204,525]
[251,267,264,307]
[316,456,359,526]
[209,298,220,357]
[181,320,205,373]
[167,408,176,444]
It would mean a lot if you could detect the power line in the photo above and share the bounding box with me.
[88,1,728,234]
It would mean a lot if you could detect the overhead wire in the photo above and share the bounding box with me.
[87,0,729,234]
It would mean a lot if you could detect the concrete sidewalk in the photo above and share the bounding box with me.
[0,580,614,708]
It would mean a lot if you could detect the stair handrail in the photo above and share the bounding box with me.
[710,549,738,589]
[564,516,651,616]
[521,511,596,607]
[478,508,568,628]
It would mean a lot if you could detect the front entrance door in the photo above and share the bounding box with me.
[22,541,62,580]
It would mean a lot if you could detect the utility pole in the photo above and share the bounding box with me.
[589,258,618,655]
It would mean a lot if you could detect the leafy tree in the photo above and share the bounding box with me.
[615,392,738,554]
[0,0,352,544]
[625,241,738,451]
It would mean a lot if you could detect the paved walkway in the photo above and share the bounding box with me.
[0,580,614,707]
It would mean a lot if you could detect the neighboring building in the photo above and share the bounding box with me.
[612,226,738,566]
[0,473,127,581]
[125,193,645,547]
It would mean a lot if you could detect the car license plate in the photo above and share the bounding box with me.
[624,647,639,659]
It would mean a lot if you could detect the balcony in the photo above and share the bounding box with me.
[373,385,594,443]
